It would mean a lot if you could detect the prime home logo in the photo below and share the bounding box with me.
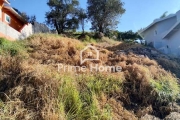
[80,45,99,64]
[58,45,122,73]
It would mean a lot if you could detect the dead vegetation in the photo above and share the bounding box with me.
[0,55,61,119]
[156,57,180,78]
[0,34,179,119]
[107,42,144,51]
[108,41,180,78]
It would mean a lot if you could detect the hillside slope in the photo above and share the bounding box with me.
[0,34,179,120]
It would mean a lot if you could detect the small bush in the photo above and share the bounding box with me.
[58,75,83,119]
[84,35,90,41]
[150,76,179,104]
[58,74,116,120]
[78,74,123,95]
[0,37,27,57]
[78,34,97,43]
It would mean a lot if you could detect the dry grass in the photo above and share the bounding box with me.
[97,37,120,48]
[0,55,61,120]
[0,34,179,119]
[156,57,180,78]
[25,34,84,66]
[25,34,113,68]
[107,42,144,51]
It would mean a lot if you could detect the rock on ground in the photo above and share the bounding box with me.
[140,114,160,120]
[164,112,180,120]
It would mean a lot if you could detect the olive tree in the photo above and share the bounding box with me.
[46,0,79,34]
[87,0,125,33]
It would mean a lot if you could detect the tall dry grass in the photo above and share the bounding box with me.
[0,34,179,119]
[0,55,61,120]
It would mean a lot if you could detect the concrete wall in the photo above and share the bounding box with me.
[32,22,50,33]
[20,23,33,39]
[0,20,33,40]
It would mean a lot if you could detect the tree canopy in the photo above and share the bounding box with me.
[77,8,87,34]
[46,0,79,34]
[13,8,36,24]
[87,0,125,33]
[118,30,142,40]
[160,11,168,18]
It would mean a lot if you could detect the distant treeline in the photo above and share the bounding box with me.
[105,30,143,41]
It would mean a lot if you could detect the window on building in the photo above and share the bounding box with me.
[154,30,157,35]
[5,14,11,23]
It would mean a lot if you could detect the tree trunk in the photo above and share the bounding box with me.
[60,22,64,34]
[99,25,103,33]
[60,29,64,34]
[82,20,85,34]
[82,26,84,34]
[57,30,61,34]
[54,20,61,34]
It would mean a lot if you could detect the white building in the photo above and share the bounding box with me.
[140,10,180,57]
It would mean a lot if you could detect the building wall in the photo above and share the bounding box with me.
[20,23,33,39]
[0,1,3,22]
[0,20,20,40]
[143,18,180,57]
[0,1,33,40]
[142,24,157,45]
[2,8,24,32]
[156,17,176,34]
[143,17,178,51]
[0,1,3,6]
[0,20,32,40]
[155,17,180,56]
[141,10,180,57]
[163,30,180,56]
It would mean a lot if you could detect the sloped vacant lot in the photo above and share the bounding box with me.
[0,34,179,120]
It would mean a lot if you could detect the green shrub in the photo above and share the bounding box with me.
[0,38,27,57]
[150,76,180,104]
[58,74,115,120]
[84,35,90,41]
[77,74,116,119]
[58,75,83,119]
[81,35,97,43]
[77,74,123,95]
